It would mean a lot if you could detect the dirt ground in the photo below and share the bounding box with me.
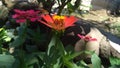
[72,9,120,37]
[82,9,120,23]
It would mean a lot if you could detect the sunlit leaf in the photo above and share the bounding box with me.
[63,59,80,68]
[91,53,101,68]
[64,51,84,61]
[53,58,62,68]
[110,57,120,66]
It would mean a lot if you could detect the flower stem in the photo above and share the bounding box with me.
[0,44,2,54]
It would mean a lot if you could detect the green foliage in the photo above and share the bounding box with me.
[0,28,10,42]
[110,57,120,66]
[0,54,15,68]
[37,0,81,15]
[10,23,27,47]
[0,28,11,54]
[67,0,81,14]
[27,26,47,46]
[0,17,102,68]
[109,57,120,68]
[67,3,74,14]
[91,53,101,68]
[41,35,64,68]
[0,0,118,68]
[109,65,120,68]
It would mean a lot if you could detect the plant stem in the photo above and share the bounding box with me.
[19,45,26,68]
[0,44,2,54]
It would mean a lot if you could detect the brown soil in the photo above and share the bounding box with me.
[72,9,120,36]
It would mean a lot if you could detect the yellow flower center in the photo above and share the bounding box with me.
[52,15,65,30]
[53,15,65,20]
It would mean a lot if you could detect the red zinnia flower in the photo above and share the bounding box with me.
[77,34,97,41]
[38,14,78,31]
[12,9,40,23]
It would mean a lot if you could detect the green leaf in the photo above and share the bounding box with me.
[24,52,45,68]
[0,28,5,37]
[44,34,65,68]
[44,45,62,68]
[47,35,57,55]
[76,60,89,68]
[0,54,15,68]
[4,36,11,42]
[63,59,80,68]
[53,58,61,68]
[10,24,27,47]
[12,58,21,68]
[63,51,89,68]
[10,36,26,47]
[64,51,84,61]
[25,45,39,52]
[27,27,47,45]
[27,57,40,68]
[110,57,120,66]
[91,53,101,68]
[67,2,74,14]
[65,44,74,53]
[57,38,65,55]
[47,34,65,55]
[109,65,120,68]
[17,23,27,36]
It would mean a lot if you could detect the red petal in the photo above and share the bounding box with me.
[78,34,97,41]
[64,16,78,28]
[12,14,20,18]
[77,34,85,39]
[16,19,26,23]
[41,15,54,24]
[38,20,53,28]
[14,9,25,14]
[90,38,97,41]
[30,18,37,22]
